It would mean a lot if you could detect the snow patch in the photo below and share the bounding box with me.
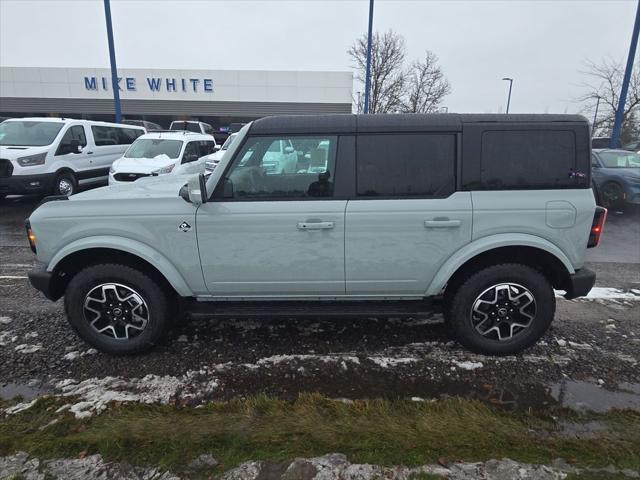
[452,360,484,371]
[0,316,12,325]
[54,375,184,418]
[14,343,42,354]
[368,356,418,368]
[557,287,640,300]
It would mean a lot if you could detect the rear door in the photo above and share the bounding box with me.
[345,132,472,296]
[197,134,347,297]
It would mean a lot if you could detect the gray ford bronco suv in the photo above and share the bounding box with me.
[26,114,606,356]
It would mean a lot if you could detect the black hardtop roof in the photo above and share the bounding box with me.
[249,113,588,135]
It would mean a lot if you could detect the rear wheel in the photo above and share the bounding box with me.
[54,171,77,196]
[446,264,555,355]
[64,263,170,355]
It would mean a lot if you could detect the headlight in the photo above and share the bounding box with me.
[153,164,175,174]
[17,152,47,167]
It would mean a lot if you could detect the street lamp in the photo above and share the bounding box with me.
[363,0,374,114]
[502,77,513,114]
[103,0,122,123]
[592,96,601,135]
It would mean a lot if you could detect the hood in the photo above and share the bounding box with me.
[0,145,49,160]
[71,173,194,201]
[601,166,640,177]
[112,154,177,174]
[204,150,225,162]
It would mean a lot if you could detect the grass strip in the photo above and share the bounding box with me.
[1,394,639,475]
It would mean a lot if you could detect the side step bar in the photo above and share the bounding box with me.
[184,299,442,319]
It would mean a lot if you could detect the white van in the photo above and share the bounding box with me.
[108,131,216,184]
[0,118,145,197]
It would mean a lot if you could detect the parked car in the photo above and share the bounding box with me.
[592,137,621,149]
[170,120,216,136]
[109,131,217,184]
[591,149,640,208]
[26,114,604,356]
[122,119,162,131]
[621,140,640,153]
[204,133,238,173]
[0,118,144,197]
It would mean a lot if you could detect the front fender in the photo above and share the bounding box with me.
[48,235,194,297]
[425,233,575,296]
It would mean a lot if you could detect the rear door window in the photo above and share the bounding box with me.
[356,134,456,197]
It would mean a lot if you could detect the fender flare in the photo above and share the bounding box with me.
[425,233,575,296]
[48,235,194,297]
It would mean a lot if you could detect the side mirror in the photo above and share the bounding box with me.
[186,174,207,205]
[184,154,199,164]
[69,139,82,154]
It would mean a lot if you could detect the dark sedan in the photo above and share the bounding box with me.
[592,149,640,208]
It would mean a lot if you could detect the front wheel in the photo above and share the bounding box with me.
[601,182,624,209]
[446,264,555,355]
[64,264,171,355]
[53,171,77,196]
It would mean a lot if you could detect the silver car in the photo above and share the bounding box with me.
[26,114,604,356]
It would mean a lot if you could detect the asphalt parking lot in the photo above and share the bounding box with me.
[1,194,639,413]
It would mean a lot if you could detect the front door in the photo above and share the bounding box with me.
[197,134,346,297]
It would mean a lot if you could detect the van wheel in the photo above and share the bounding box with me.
[64,264,170,355]
[54,172,77,196]
[446,264,555,355]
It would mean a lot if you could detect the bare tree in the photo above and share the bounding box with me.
[577,58,640,143]
[348,30,406,113]
[402,51,451,113]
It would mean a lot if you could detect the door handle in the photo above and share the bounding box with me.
[86,151,94,154]
[424,219,461,228]
[297,221,335,230]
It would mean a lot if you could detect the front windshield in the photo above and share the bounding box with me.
[0,121,64,146]
[124,139,183,159]
[599,151,640,168]
[221,134,237,151]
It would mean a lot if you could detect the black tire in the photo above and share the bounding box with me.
[64,263,170,355]
[446,264,555,355]
[600,182,624,209]
[53,171,77,196]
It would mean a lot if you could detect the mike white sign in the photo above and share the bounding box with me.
[84,76,214,94]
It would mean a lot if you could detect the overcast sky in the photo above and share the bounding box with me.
[0,0,636,114]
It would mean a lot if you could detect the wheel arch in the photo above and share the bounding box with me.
[426,234,575,298]
[47,237,195,299]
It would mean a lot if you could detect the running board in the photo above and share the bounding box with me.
[184,299,441,319]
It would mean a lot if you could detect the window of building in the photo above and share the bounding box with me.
[480,130,578,189]
[356,134,456,197]
[225,135,337,199]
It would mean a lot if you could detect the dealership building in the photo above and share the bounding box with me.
[0,67,353,139]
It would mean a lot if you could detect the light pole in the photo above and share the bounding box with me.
[363,0,374,114]
[502,77,513,114]
[592,96,601,135]
[610,0,640,148]
[103,0,122,123]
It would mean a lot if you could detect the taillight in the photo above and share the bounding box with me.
[25,219,36,253]
[588,206,607,248]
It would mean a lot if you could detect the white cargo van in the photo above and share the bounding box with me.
[0,118,145,197]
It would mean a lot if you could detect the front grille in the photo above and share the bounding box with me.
[0,159,13,178]
[114,172,151,182]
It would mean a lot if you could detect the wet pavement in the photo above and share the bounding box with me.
[1,194,639,413]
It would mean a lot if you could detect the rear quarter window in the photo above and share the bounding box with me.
[480,130,585,189]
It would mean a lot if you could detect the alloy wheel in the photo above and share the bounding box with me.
[83,283,149,340]
[470,283,536,341]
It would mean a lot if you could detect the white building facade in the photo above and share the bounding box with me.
[0,67,353,137]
